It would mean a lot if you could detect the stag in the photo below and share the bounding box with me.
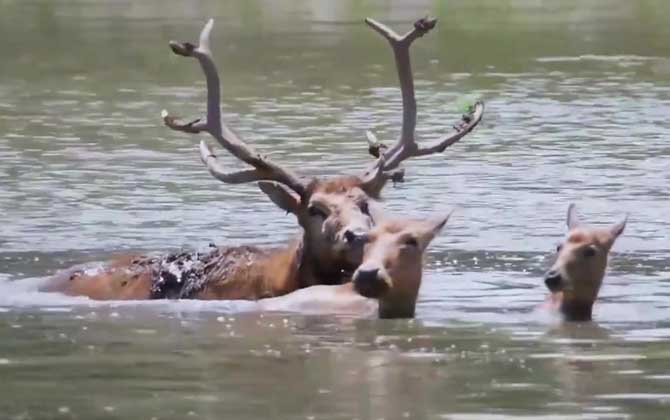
[41,17,482,301]
[543,204,627,321]
[259,213,451,318]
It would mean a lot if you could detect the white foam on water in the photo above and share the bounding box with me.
[0,276,260,314]
[536,54,663,63]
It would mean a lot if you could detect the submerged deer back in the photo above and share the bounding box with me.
[42,244,302,301]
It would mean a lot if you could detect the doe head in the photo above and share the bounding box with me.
[544,203,627,320]
[352,212,451,319]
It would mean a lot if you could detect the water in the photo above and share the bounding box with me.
[1,0,670,418]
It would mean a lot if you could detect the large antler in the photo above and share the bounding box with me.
[364,17,484,171]
[161,19,307,198]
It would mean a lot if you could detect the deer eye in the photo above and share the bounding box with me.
[359,201,370,215]
[307,205,328,219]
[583,246,597,258]
[403,237,419,248]
[556,244,563,253]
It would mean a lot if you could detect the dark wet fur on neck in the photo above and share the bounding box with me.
[560,299,594,322]
[309,262,353,286]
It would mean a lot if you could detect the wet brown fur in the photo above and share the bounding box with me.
[41,255,155,300]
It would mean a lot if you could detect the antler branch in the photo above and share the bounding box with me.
[414,102,485,156]
[363,17,484,172]
[162,19,307,198]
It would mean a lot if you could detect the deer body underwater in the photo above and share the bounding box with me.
[41,176,382,301]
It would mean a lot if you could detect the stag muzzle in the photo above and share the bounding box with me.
[336,221,372,264]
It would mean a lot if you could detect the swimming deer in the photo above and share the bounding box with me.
[40,18,482,301]
[543,204,627,321]
[259,214,450,318]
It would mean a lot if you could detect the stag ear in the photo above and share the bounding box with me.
[566,203,580,230]
[258,182,301,214]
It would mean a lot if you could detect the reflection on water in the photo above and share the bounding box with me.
[2,307,670,419]
[1,0,670,418]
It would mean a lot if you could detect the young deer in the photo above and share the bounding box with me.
[41,18,482,301]
[260,214,450,318]
[544,204,627,321]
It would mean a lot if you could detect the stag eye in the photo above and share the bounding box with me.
[359,201,370,215]
[308,205,328,219]
[583,246,597,258]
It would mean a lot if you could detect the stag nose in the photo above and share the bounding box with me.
[344,229,367,244]
[544,270,563,292]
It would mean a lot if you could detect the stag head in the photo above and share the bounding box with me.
[258,177,386,282]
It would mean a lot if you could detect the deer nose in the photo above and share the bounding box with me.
[353,266,389,298]
[354,268,379,284]
[344,229,367,244]
[544,270,563,292]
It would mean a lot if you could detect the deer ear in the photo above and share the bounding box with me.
[429,212,452,235]
[566,203,580,230]
[258,182,301,214]
[609,214,627,240]
[418,211,452,249]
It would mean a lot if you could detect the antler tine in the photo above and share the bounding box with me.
[365,17,435,161]
[162,19,307,198]
[198,141,265,183]
[365,130,388,158]
[363,17,484,172]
